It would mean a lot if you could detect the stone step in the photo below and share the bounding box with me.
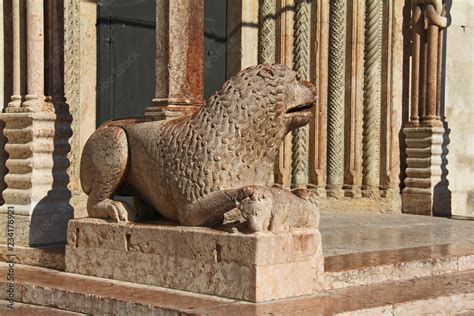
[1,263,474,315]
[324,243,474,290]
[0,299,85,315]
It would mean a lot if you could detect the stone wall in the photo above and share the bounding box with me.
[444,0,474,217]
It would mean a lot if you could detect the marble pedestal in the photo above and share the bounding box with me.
[65,218,324,302]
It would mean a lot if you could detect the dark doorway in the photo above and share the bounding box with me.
[97,0,227,126]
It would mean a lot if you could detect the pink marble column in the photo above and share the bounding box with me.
[145,0,205,120]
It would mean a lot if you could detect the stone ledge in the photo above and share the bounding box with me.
[0,244,65,270]
[324,243,474,290]
[65,218,324,302]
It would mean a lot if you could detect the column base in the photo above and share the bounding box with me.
[144,99,204,121]
[402,191,451,216]
[65,218,324,302]
[402,126,450,216]
[326,186,345,198]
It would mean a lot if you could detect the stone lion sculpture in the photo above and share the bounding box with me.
[80,64,319,232]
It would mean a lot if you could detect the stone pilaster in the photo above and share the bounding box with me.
[274,0,294,187]
[361,0,383,196]
[291,0,311,187]
[326,0,346,197]
[0,0,73,246]
[145,0,205,120]
[402,0,449,215]
[343,0,364,198]
[308,0,328,196]
[226,0,259,78]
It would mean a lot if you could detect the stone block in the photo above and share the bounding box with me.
[65,218,324,302]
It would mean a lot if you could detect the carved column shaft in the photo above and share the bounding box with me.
[258,0,277,184]
[291,0,310,187]
[408,1,447,127]
[362,0,383,191]
[258,0,276,64]
[424,8,440,122]
[410,5,422,124]
[326,0,346,196]
[146,0,205,120]
[24,0,45,107]
[9,0,22,107]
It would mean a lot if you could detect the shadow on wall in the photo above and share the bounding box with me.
[434,122,452,217]
[399,0,412,193]
[434,0,453,217]
[29,104,74,246]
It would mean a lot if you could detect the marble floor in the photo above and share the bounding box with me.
[320,211,474,256]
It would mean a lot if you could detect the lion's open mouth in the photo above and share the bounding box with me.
[286,102,313,114]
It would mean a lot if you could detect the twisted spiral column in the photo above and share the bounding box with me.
[327,0,346,195]
[291,0,311,187]
[258,0,276,64]
[362,0,383,191]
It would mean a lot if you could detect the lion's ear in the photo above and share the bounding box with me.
[258,67,274,78]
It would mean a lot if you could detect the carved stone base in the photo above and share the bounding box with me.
[402,126,450,216]
[65,218,324,302]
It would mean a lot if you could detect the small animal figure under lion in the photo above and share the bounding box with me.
[80,64,319,232]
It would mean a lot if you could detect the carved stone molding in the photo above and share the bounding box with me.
[291,0,311,187]
[362,0,383,194]
[258,0,277,65]
[326,0,346,196]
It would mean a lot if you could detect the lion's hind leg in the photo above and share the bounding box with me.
[80,126,133,222]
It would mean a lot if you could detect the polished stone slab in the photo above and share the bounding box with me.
[2,263,474,315]
[65,218,324,302]
[324,243,474,290]
[320,211,474,256]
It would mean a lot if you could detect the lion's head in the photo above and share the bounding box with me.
[195,64,316,138]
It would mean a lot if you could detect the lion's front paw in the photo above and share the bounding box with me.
[88,199,134,222]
